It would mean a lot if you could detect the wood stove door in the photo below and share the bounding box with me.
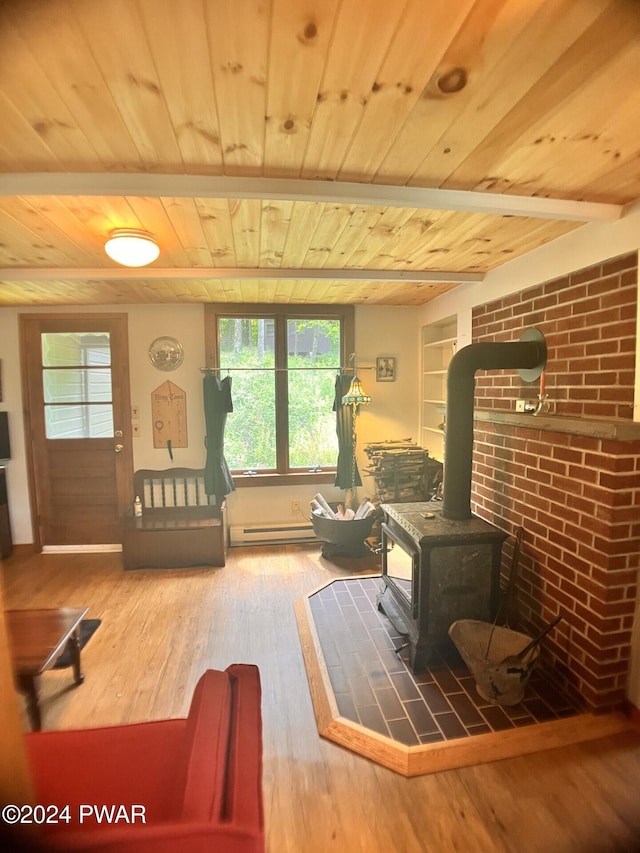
[380,521,422,625]
[382,523,420,610]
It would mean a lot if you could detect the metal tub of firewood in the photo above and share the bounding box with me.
[310,495,377,557]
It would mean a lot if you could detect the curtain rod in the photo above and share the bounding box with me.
[200,365,374,373]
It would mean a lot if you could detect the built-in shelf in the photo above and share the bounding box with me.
[421,316,457,461]
[474,409,640,441]
[423,335,457,349]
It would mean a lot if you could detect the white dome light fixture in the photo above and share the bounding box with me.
[104,229,160,267]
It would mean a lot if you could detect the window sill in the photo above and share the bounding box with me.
[231,471,337,488]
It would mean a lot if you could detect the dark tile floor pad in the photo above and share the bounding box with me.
[308,576,580,747]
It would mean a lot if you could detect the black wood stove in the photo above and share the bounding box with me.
[378,502,507,671]
[377,331,547,672]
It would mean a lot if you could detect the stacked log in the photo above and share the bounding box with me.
[363,439,432,503]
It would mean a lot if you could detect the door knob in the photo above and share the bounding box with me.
[114,444,124,453]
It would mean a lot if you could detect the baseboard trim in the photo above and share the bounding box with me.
[42,544,122,554]
[1,543,37,558]
[623,700,640,732]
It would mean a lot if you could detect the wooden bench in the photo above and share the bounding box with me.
[122,468,226,570]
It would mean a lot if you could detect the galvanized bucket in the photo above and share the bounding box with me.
[311,511,376,547]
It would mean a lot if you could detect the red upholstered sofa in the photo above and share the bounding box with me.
[23,665,264,853]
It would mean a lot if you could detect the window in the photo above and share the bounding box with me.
[41,332,113,438]
[205,305,354,483]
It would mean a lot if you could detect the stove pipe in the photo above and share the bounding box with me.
[442,336,546,520]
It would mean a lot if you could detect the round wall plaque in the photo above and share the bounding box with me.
[148,336,184,371]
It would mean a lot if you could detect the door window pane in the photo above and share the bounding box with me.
[45,405,114,439]
[42,333,111,366]
[41,332,114,439]
[43,368,112,403]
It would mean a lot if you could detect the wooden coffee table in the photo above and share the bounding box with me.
[6,607,89,730]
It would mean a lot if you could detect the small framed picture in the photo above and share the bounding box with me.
[376,356,396,382]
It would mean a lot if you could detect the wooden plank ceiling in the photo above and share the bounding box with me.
[0,0,639,307]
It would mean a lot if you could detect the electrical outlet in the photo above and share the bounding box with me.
[515,399,526,412]
[291,500,301,515]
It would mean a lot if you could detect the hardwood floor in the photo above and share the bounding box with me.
[3,545,640,853]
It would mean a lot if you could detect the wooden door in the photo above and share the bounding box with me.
[20,315,133,548]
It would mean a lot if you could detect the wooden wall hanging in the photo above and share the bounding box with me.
[151,380,188,449]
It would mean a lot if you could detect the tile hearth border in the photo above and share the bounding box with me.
[294,576,631,777]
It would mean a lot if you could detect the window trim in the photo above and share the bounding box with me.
[204,304,354,486]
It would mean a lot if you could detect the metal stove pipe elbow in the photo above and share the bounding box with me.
[442,336,546,520]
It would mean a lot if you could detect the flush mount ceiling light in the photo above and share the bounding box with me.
[104,229,160,267]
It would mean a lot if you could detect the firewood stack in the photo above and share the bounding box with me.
[363,439,435,503]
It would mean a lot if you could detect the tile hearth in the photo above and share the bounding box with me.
[295,575,631,776]
[310,576,579,744]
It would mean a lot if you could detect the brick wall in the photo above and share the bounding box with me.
[470,252,639,712]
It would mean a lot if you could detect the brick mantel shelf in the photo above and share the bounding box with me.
[475,409,640,442]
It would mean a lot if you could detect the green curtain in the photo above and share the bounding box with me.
[203,374,235,501]
[333,374,362,489]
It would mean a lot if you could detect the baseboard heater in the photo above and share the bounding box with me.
[229,522,318,546]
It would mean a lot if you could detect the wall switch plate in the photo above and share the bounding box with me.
[515,399,527,412]
[132,423,141,437]
[131,405,140,419]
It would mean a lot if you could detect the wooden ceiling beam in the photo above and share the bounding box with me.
[0,173,622,223]
[0,267,483,284]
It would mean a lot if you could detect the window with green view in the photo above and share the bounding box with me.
[214,307,352,476]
